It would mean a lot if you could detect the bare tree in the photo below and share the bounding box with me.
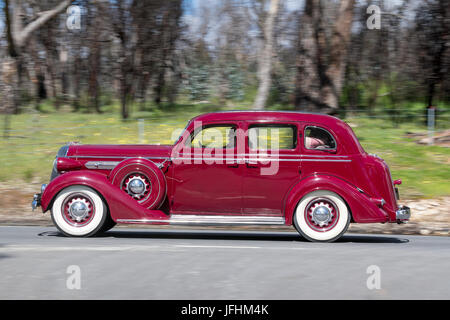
[253,0,281,110]
[1,0,73,139]
[294,0,355,113]
[416,0,449,108]
[2,0,74,110]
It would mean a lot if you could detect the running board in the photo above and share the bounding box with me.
[117,215,286,226]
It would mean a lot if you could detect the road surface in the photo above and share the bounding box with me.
[0,226,449,299]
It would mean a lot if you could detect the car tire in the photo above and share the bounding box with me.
[293,190,350,242]
[98,214,116,233]
[51,185,107,237]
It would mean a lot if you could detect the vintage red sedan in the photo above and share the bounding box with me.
[32,111,410,242]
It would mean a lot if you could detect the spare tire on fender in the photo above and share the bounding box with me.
[109,158,167,209]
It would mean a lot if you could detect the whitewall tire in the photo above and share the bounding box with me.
[51,185,108,237]
[293,190,350,242]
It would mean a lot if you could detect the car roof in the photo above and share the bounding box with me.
[191,110,342,126]
[188,111,365,154]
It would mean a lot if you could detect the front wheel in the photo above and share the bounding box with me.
[293,190,350,242]
[51,185,108,237]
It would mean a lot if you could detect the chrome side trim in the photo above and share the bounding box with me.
[85,161,121,170]
[85,159,167,170]
[117,215,286,225]
[178,153,349,158]
[172,157,351,163]
[297,159,351,162]
[116,219,168,224]
[68,155,170,160]
[71,155,351,163]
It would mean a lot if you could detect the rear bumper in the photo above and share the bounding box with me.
[396,205,411,223]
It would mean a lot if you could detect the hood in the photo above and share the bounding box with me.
[67,144,173,159]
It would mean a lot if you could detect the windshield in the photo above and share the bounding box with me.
[174,120,191,145]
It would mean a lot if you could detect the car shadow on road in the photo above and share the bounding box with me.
[38,229,410,244]
[0,244,12,260]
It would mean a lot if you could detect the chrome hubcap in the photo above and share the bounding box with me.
[68,199,90,222]
[128,178,145,195]
[124,175,150,199]
[310,203,333,227]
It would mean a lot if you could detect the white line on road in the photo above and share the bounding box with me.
[175,245,261,249]
[0,244,310,252]
[0,245,163,252]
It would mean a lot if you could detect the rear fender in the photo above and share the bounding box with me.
[283,175,389,224]
[41,171,168,222]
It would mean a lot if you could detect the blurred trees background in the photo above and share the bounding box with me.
[0,0,449,121]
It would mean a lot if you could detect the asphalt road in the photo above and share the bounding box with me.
[0,226,449,300]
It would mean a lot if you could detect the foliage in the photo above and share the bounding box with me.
[184,65,211,101]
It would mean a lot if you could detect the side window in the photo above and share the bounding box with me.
[304,126,337,150]
[189,125,236,149]
[248,125,296,150]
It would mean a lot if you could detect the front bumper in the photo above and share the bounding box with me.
[31,193,41,211]
[396,205,411,223]
[31,184,47,211]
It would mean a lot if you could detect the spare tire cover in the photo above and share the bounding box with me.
[109,158,167,209]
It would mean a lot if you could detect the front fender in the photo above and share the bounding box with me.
[283,174,389,225]
[41,170,168,222]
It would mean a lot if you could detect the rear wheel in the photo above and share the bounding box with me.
[293,190,350,242]
[51,185,108,237]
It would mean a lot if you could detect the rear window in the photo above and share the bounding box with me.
[304,126,337,150]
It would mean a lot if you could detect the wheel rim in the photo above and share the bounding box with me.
[121,172,152,202]
[62,193,96,227]
[304,197,340,232]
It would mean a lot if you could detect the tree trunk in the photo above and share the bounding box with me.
[1,58,17,138]
[154,70,165,106]
[321,0,355,111]
[253,0,281,110]
[138,72,151,111]
[294,0,321,111]
[121,85,129,120]
[88,40,102,113]
[2,0,74,114]
[120,62,129,119]
[294,0,355,113]
[72,54,81,112]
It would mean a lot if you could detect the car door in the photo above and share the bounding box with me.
[170,122,243,214]
[242,122,302,216]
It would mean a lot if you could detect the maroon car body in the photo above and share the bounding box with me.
[33,111,410,242]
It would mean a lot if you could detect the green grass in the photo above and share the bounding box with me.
[346,117,450,198]
[1,101,449,199]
